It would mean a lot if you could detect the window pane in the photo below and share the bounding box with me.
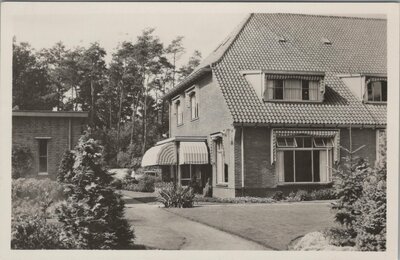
[303,137,312,147]
[277,138,287,147]
[39,157,47,173]
[372,82,382,101]
[284,79,302,100]
[309,81,319,101]
[224,163,229,183]
[367,84,373,101]
[302,80,309,100]
[313,150,320,182]
[382,81,387,101]
[314,138,325,147]
[295,151,312,182]
[181,165,190,179]
[190,94,197,119]
[39,140,47,156]
[295,137,304,147]
[274,80,283,100]
[284,151,294,182]
[285,138,295,147]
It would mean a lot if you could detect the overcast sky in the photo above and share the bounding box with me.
[8,3,386,67]
[12,11,247,66]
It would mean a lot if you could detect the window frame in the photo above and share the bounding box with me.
[189,92,199,121]
[215,137,228,185]
[264,78,321,103]
[276,136,333,184]
[37,139,49,175]
[366,80,387,103]
[175,100,183,126]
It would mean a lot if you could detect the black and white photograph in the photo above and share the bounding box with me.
[0,2,398,259]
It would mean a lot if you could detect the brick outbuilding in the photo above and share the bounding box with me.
[12,110,88,178]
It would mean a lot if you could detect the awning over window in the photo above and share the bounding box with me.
[271,129,340,164]
[141,142,177,167]
[179,142,209,165]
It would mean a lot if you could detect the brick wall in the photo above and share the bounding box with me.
[168,72,235,197]
[12,116,87,178]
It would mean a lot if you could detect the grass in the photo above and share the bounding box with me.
[165,202,334,250]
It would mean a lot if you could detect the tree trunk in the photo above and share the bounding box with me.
[117,81,123,150]
[90,79,95,124]
[142,74,149,155]
[130,91,140,145]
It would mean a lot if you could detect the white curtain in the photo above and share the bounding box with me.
[319,150,328,182]
[284,79,301,100]
[277,151,285,182]
[265,80,274,99]
[309,81,319,101]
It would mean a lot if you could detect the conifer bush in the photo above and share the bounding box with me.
[56,134,135,249]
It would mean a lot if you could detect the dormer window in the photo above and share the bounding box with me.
[366,78,387,102]
[264,74,323,102]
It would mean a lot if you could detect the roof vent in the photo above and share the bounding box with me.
[278,37,287,43]
[321,37,332,45]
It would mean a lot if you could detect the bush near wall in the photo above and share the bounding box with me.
[12,144,33,179]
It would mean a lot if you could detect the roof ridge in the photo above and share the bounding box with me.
[267,12,386,21]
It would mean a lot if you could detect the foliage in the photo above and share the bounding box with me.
[11,144,33,179]
[11,214,68,249]
[309,189,337,200]
[122,174,157,192]
[157,183,195,208]
[12,178,65,218]
[272,191,284,201]
[195,195,276,204]
[327,131,387,251]
[202,178,212,197]
[56,134,135,249]
[13,40,57,110]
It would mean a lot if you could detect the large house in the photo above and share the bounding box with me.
[12,110,88,178]
[142,13,387,198]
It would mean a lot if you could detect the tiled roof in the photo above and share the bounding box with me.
[212,13,387,126]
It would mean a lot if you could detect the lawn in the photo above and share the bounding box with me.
[165,202,334,250]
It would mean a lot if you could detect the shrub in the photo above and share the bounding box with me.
[110,178,123,189]
[295,190,311,201]
[56,134,135,249]
[117,151,131,168]
[272,191,284,201]
[157,183,195,208]
[12,144,33,179]
[12,178,64,218]
[309,189,337,200]
[195,195,275,204]
[11,214,68,249]
[122,174,156,192]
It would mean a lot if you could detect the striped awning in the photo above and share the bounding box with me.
[179,142,209,165]
[141,142,177,167]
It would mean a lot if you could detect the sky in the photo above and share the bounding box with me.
[11,11,247,67]
[8,2,387,68]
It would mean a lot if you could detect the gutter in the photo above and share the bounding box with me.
[241,126,245,195]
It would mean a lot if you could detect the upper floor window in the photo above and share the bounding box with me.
[367,80,387,102]
[264,78,321,102]
[190,92,199,120]
[175,100,183,126]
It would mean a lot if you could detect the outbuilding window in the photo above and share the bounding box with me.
[38,139,48,175]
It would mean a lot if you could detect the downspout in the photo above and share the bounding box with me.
[68,118,72,150]
[241,126,245,196]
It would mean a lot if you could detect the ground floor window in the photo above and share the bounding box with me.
[215,138,228,184]
[180,165,202,186]
[276,136,333,183]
